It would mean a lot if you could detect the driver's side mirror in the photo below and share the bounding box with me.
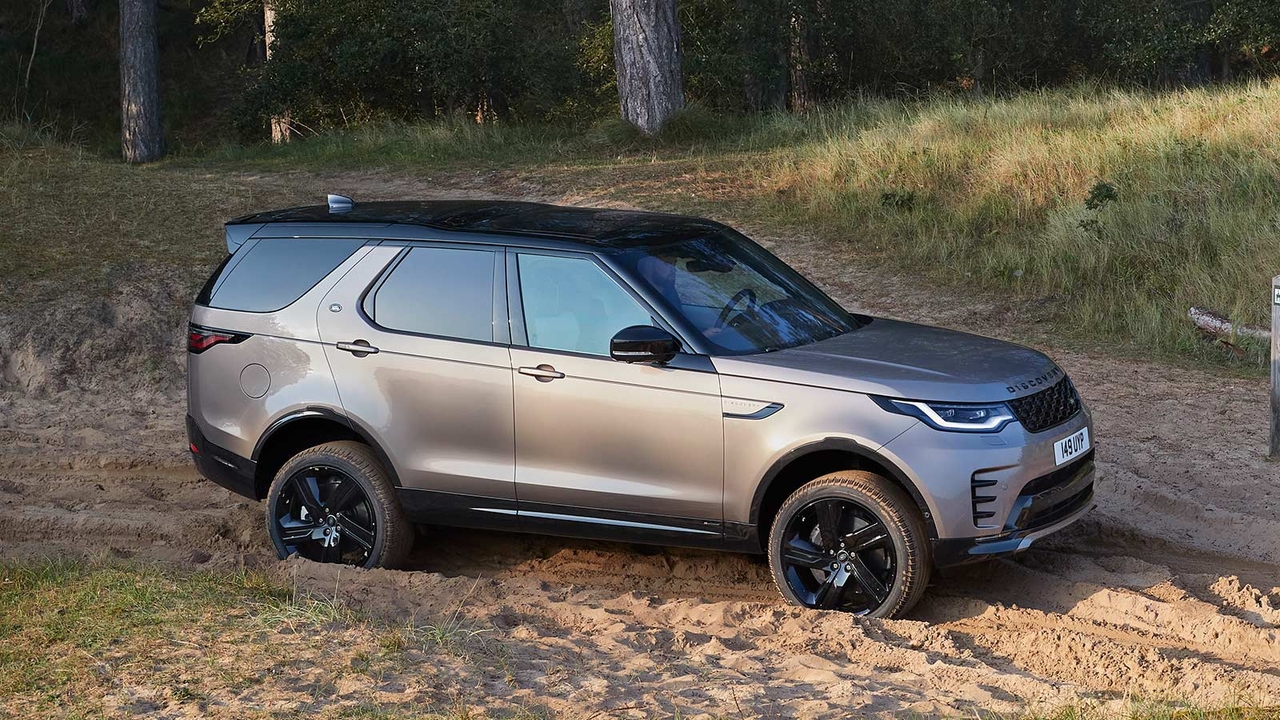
[610,325,680,364]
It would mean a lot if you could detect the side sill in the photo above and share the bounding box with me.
[395,487,519,531]
[394,490,758,553]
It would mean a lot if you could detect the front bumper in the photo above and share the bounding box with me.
[932,455,1095,566]
[878,399,1095,552]
[187,415,259,500]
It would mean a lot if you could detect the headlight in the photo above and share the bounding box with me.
[872,396,1014,433]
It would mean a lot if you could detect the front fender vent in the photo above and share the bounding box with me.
[971,474,1000,529]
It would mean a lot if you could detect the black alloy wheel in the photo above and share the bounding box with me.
[767,471,930,618]
[779,497,896,613]
[275,465,378,565]
[266,441,414,569]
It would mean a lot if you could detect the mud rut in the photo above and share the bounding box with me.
[1,181,1278,717]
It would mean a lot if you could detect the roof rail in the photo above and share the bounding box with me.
[327,194,354,213]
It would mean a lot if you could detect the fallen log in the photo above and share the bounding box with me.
[1188,306,1271,341]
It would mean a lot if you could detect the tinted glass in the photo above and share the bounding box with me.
[518,254,652,356]
[369,247,495,342]
[194,253,233,305]
[615,229,858,354]
[209,238,364,312]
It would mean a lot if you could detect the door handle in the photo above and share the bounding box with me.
[518,364,565,382]
[336,340,379,356]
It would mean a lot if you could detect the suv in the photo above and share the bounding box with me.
[188,196,1094,618]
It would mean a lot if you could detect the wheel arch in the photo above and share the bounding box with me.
[749,438,937,551]
[251,407,401,499]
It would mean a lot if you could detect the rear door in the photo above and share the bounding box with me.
[317,242,517,520]
[507,249,724,540]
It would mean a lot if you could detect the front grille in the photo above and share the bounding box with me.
[1009,377,1082,433]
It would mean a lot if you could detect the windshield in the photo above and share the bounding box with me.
[615,229,859,354]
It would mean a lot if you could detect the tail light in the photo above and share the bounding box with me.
[187,324,249,354]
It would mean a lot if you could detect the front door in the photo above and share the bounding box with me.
[318,243,517,519]
[508,250,724,540]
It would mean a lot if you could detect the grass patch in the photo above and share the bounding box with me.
[0,558,350,716]
[749,84,1280,368]
[0,559,507,718]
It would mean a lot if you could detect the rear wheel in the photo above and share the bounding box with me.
[767,471,930,618]
[266,441,413,569]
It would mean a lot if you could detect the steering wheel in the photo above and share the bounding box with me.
[714,288,758,331]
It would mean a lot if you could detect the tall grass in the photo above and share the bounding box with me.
[749,82,1280,364]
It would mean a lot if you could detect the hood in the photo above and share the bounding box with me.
[712,318,1063,403]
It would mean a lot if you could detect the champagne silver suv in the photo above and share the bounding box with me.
[187,197,1095,618]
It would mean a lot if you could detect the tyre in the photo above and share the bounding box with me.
[767,471,930,618]
[266,441,413,569]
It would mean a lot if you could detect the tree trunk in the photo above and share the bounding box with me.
[788,9,814,112]
[263,0,290,143]
[119,0,164,163]
[66,0,88,25]
[609,0,684,136]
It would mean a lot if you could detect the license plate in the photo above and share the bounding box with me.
[1053,427,1090,465]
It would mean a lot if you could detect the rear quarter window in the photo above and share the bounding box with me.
[364,246,496,342]
[203,238,365,313]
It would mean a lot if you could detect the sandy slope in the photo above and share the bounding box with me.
[1,175,1277,717]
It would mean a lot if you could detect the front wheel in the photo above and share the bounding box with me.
[266,441,413,569]
[767,471,930,618]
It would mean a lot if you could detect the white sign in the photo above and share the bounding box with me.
[1275,288,1280,306]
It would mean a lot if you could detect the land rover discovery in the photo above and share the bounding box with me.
[187,196,1095,618]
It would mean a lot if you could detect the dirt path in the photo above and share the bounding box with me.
[2,172,1278,718]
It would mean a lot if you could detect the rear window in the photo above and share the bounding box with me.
[203,238,365,312]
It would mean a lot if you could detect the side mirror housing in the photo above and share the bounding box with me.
[610,325,680,364]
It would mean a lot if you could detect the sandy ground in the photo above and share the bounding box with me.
[2,174,1278,718]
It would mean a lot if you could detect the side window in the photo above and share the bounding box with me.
[517,253,652,356]
[208,238,365,312]
[366,246,495,342]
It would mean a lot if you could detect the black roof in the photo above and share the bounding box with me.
[229,200,726,249]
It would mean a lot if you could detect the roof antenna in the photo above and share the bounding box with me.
[327,194,354,213]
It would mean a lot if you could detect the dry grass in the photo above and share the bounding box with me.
[746,83,1280,366]
[0,559,541,719]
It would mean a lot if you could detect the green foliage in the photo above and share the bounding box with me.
[4,0,1280,151]
[1084,181,1118,210]
[194,0,262,44]
[1208,1,1280,58]
[0,0,259,149]
[238,0,598,133]
[1081,0,1280,82]
[180,0,1280,138]
[880,189,917,210]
